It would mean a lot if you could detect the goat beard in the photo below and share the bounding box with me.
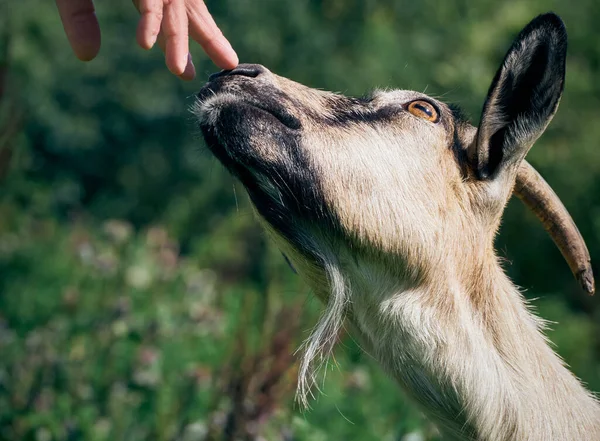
[296,258,349,408]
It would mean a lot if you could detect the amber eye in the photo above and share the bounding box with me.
[406,100,440,123]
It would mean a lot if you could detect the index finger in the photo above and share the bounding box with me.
[55,0,101,61]
[186,1,238,70]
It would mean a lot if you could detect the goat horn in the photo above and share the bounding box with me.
[514,161,595,295]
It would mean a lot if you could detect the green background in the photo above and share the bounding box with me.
[1,1,599,440]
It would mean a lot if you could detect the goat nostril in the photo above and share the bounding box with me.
[208,70,229,81]
[230,64,266,78]
[208,64,266,82]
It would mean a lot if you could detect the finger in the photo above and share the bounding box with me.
[55,0,101,61]
[162,0,189,76]
[156,31,196,80]
[133,0,163,49]
[186,1,238,70]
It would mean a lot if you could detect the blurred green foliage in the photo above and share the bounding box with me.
[1,0,599,440]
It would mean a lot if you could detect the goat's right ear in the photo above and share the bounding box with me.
[469,13,567,180]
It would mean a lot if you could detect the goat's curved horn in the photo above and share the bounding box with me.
[514,161,595,295]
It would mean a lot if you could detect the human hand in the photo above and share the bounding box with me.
[55,0,239,80]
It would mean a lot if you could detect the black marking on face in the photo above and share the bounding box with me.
[310,95,404,127]
[448,103,470,125]
[451,123,472,180]
[327,105,404,127]
[198,80,338,259]
[443,103,473,179]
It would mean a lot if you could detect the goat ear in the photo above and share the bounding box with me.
[469,13,567,180]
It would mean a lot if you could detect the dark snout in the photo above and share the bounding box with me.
[193,63,319,246]
[196,63,301,132]
[197,64,272,101]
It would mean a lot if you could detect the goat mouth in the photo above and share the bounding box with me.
[193,81,305,195]
[246,101,301,130]
[195,82,301,132]
[194,89,300,181]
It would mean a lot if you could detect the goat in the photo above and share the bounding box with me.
[194,13,600,440]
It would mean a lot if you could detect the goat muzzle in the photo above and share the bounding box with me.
[514,161,595,295]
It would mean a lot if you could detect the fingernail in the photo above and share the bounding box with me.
[180,53,196,81]
[149,33,157,48]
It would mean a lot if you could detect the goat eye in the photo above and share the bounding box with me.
[406,100,439,123]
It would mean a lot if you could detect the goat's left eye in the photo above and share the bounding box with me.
[406,100,439,123]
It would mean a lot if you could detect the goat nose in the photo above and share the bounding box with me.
[208,64,267,81]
